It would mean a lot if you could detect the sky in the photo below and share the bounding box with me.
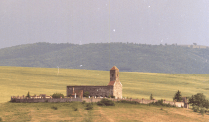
[0,0,209,49]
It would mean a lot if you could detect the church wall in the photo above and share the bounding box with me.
[113,81,122,99]
[67,86,113,97]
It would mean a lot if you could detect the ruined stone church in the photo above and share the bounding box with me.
[66,66,122,99]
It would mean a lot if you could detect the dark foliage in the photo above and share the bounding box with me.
[189,93,209,108]
[72,107,78,111]
[149,99,176,107]
[192,106,199,112]
[26,91,31,98]
[51,106,58,110]
[97,98,115,106]
[83,91,90,97]
[117,100,139,105]
[173,90,182,102]
[86,103,93,110]
[82,101,86,104]
[51,93,64,99]
[1,42,209,74]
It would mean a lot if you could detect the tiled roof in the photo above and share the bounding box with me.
[108,81,115,86]
[110,66,118,70]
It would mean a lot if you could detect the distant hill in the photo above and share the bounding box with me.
[0,42,209,74]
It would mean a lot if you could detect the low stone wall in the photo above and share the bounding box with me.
[11,98,82,103]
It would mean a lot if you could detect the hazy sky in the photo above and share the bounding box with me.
[0,0,209,49]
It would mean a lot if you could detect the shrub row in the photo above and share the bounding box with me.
[97,98,115,106]
[149,99,176,107]
[117,100,139,104]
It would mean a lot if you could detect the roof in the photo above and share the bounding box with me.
[110,66,119,70]
[108,81,115,86]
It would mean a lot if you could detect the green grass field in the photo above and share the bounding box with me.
[1,66,209,103]
[0,102,209,122]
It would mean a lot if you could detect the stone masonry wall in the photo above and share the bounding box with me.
[67,86,113,97]
[12,98,82,103]
[113,81,122,99]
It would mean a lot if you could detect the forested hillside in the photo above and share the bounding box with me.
[1,42,209,74]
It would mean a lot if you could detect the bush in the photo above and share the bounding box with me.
[192,106,199,112]
[0,117,2,121]
[83,91,90,97]
[86,103,93,110]
[82,101,86,104]
[51,93,64,99]
[117,100,139,105]
[111,96,115,98]
[97,98,115,106]
[149,99,175,107]
[51,106,58,110]
[73,107,78,111]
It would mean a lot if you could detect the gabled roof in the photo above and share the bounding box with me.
[108,81,115,86]
[110,66,118,70]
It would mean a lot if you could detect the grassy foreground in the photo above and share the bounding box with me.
[0,102,209,122]
[1,66,209,103]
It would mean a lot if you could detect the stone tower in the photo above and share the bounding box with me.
[108,66,122,99]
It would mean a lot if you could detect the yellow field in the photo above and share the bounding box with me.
[1,66,209,103]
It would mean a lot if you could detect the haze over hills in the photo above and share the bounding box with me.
[1,42,209,74]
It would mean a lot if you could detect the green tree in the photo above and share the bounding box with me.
[150,94,153,100]
[189,93,208,108]
[83,91,90,97]
[173,90,182,102]
[51,93,64,99]
[26,91,31,98]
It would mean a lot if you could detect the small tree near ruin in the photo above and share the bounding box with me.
[173,90,182,102]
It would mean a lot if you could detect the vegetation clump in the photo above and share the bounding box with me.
[189,93,209,114]
[72,107,78,111]
[51,93,64,99]
[83,91,90,97]
[97,98,115,106]
[189,93,209,108]
[85,103,93,110]
[107,95,115,98]
[117,100,139,105]
[82,101,86,104]
[51,106,58,110]
[149,99,175,107]
[26,91,31,98]
[173,90,182,102]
